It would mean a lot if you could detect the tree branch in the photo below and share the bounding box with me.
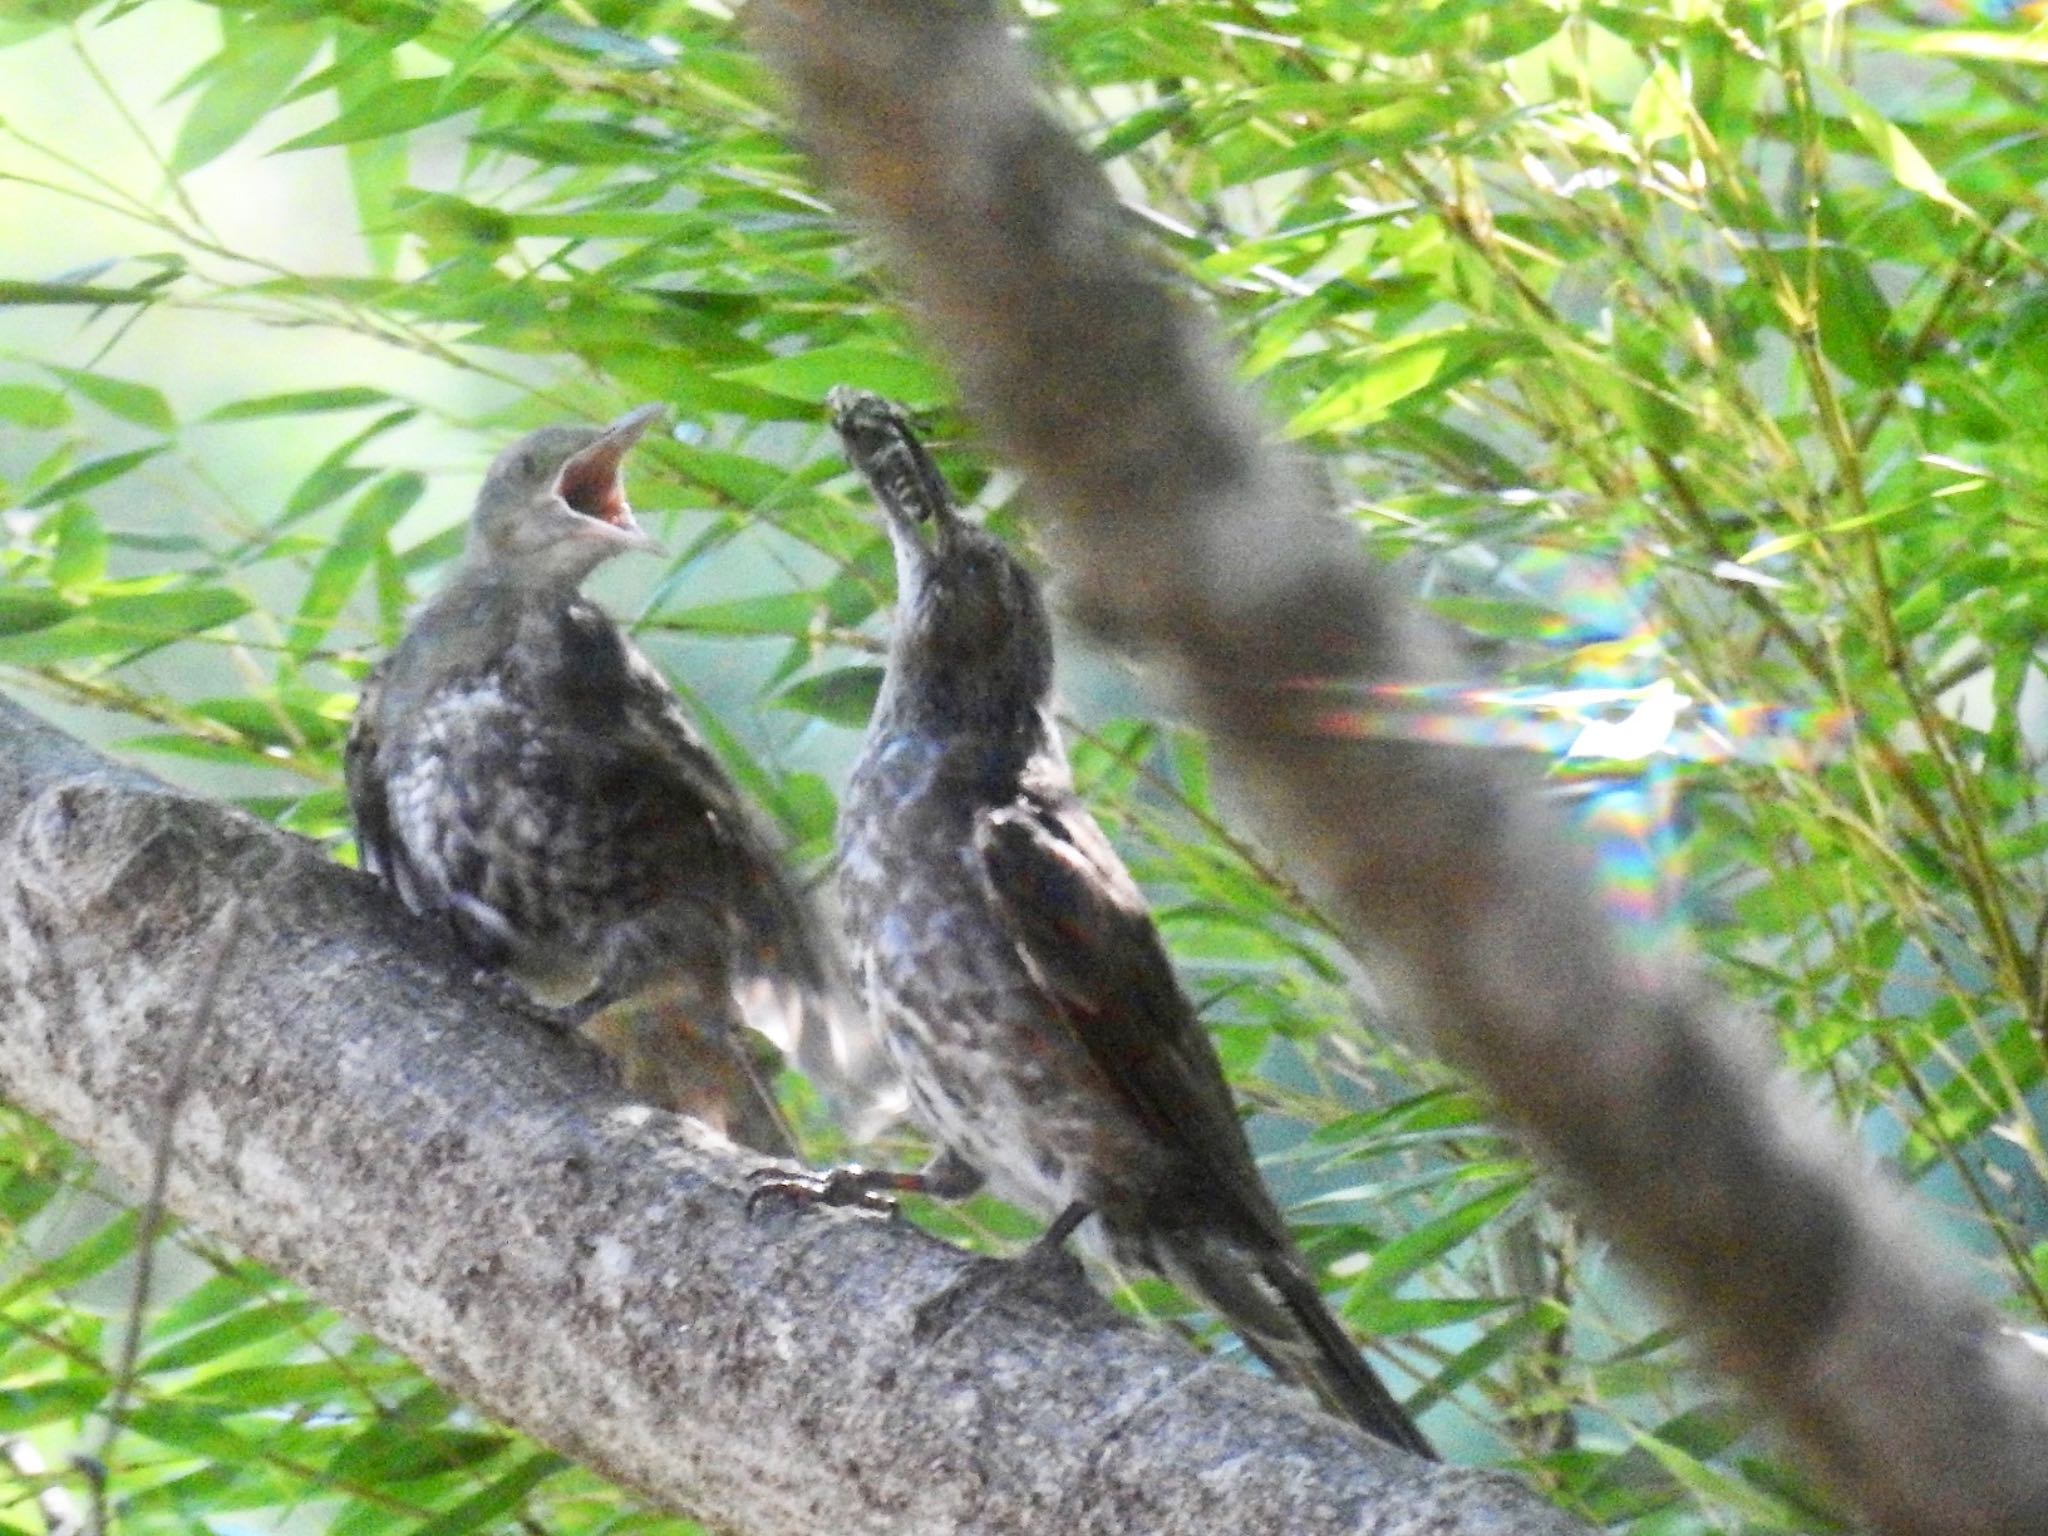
[742,4,2048,1533]
[0,694,1585,1536]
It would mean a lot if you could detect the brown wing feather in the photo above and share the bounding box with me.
[972,791,1283,1239]
[975,790,1436,1459]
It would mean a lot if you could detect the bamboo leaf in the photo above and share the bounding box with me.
[44,365,174,430]
[169,18,323,173]
[721,344,949,406]
[288,473,425,660]
[773,665,883,727]
[22,444,167,507]
[207,387,393,421]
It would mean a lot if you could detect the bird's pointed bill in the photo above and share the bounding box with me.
[558,404,666,554]
[828,389,955,552]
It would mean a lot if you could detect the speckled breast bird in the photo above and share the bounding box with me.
[345,406,861,1154]
[813,389,1434,1458]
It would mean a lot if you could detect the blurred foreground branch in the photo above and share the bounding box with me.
[744,3,2048,1533]
[0,694,1582,1536]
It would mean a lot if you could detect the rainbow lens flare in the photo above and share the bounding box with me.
[1299,544,1850,967]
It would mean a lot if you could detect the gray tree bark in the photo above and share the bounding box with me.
[743,4,2048,1535]
[0,693,1584,1536]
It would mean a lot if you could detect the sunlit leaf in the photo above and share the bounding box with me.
[0,383,72,427]
[1338,1182,1527,1299]
[45,502,108,592]
[1626,1423,1818,1530]
[22,444,168,508]
[0,586,251,663]
[409,1451,570,1536]
[207,387,393,421]
[1285,330,1502,437]
[1093,93,1192,161]
[140,1296,326,1374]
[1869,27,2048,66]
[652,592,824,637]
[773,665,883,727]
[0,593,72,638]
[277,74,508,151]
[43,365,174,430]
[168,17,323,173]
[1819,67,1974,219]
[0,1377,109,1430]
[289,473,425,660]
[720,344,950,407]
[0,279,156,306]
[0,1211,142,1309]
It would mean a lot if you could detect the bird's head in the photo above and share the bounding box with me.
[830,389,1053,728]
[467,405,666,587]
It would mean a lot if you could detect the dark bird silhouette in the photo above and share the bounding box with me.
[784,389,1433,1458]
[345,406,866,1154]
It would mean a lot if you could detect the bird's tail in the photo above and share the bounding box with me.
[1160,1230,1437,1459]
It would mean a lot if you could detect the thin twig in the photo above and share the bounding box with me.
[87,900,249,1536]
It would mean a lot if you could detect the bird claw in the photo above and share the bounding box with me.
[744,1164,902,1219]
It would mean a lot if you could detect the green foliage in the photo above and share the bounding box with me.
[2,1,2046,1532]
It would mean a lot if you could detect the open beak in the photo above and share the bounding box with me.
[557,403,667,555]
[828,387,956,557]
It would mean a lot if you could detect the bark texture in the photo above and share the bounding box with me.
[0,693,1583,1536]
[743,4,2048,1534]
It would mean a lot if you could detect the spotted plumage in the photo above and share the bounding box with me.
[345,407,860,1152]
[823,390,1434,1458]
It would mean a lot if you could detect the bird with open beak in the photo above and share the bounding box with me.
[345,406,860,1154]
[761,389,1435,1458]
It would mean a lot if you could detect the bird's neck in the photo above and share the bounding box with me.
[869,669,1066,793]
[392,561,596,692]
[447,545,606,607]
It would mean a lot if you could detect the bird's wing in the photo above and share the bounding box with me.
[605,633,799,912]
[605,631,895,1125]
[342,662,398,887]
[976,792,1435,1457]
[973,790,1283,1235]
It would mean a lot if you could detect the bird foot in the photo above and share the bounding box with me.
[911,1225,1091,1343]
[744,1164,909,1219]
